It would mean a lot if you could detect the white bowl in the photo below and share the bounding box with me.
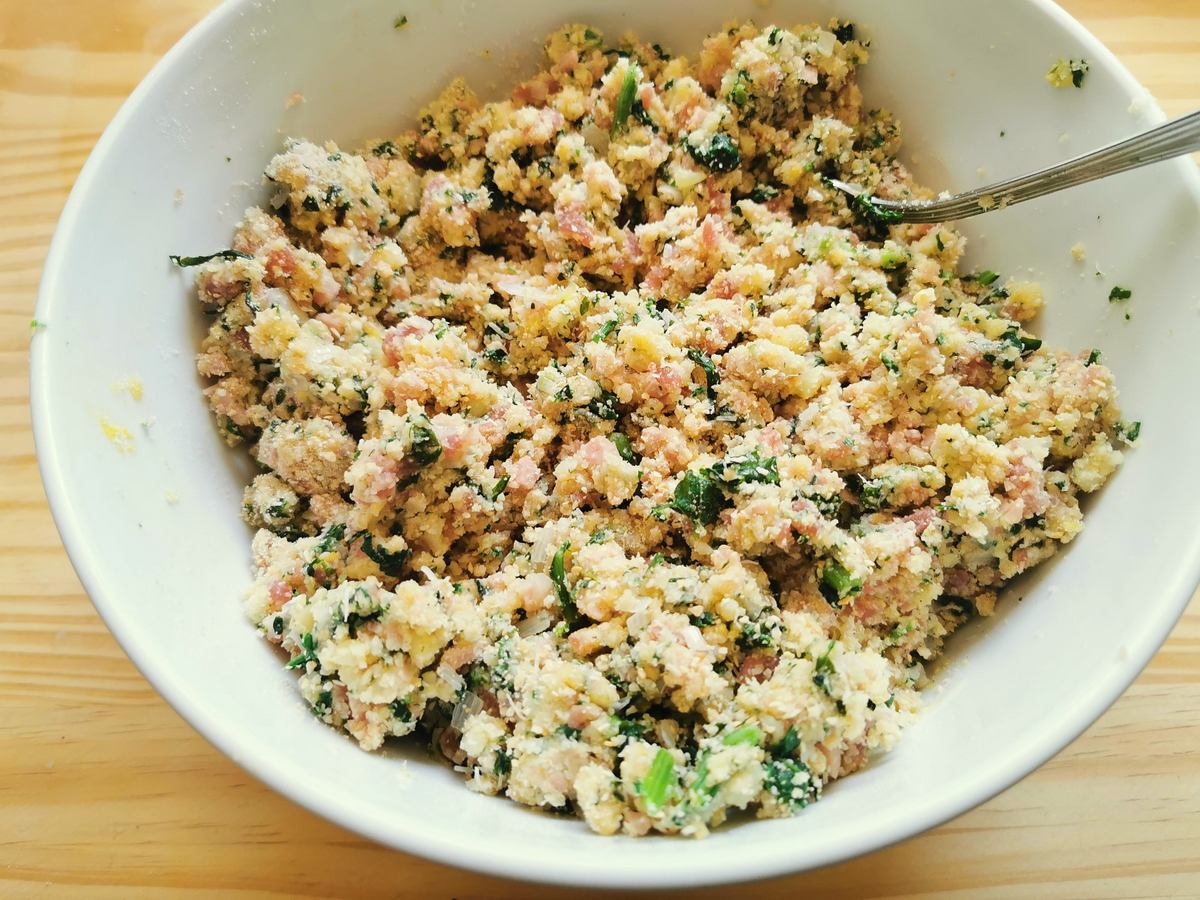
[31,0,1200,888]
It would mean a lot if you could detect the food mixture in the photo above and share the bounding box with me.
[184,21,1134,837]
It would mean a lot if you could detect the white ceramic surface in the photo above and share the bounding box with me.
[31,0,1200,888]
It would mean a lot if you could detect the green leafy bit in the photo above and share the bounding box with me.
[489,475,510,501]
[391,698,412,722]
[967,270,1000,286]
[1000,325,1042,356]
[30,318,46,331]
[610,432,638,464]
[819,560,862,607]
[850,191,903,227]
[764,758,819,810]
[721,724,762,747]
[888,621,914,642]
[687,132,741,173]
[305,523,346,576]
[494,748,512,776]
[1086,348,1102,366]
[169,249,252,267]
[286,632,318,669]
[832,21,855,42]
[591,315,621,342]
[727,69,751,108]
[812,640,837,694]
[612,716,645,740]
[611,64,639,136]
[358,533,410,577]
[747,184,780,203]
[550,543,579,628]
[774,725,800,758]
[1108,285,1132,302]
[639,748,677,812]
[880,352,900,375]
[1117,420,1141,444]
[408,419,442,465]
[586,389,620,421]
[669,469,727,526]
[713,449,779,487]
[686,348,720,399]
[852,473,889,511]
[393,14,408,29]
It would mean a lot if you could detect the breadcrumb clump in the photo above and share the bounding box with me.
[188,20,1129,837]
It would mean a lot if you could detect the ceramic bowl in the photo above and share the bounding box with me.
[31,0,1200,887]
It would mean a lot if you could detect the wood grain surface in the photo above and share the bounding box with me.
[2,2,1198,897]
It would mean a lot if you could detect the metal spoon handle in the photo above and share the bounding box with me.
[856,109,1200,224]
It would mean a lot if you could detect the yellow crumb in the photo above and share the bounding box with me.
[1070,242,1087,262]
[173,188,184,206]
[164,490,180,504]
[112,377,144,401]
[285,91,305,110]
[98,417,134,454]
[977,194,996,211]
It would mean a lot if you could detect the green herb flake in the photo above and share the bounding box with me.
[967,270,1000,286]
[774,725,800,758]
[408,419,442,465]
[393,14,409,29]
[169,249,252,267]
[687,132,741,173]
[610,432,637,464]
[764,758,819,810]
[639,748,677,812]
[819,560,862,607]
[1108,285,1132,302]
[358,533,411,577]
[721,724,762,747]
[611,64,639,137]
[669,469,727,525]
[488,474,510,501]
[812,640,837,694]
[550,542,579,628]
[686,348,720,399]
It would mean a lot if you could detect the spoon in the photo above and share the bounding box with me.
[827,109,1200,224]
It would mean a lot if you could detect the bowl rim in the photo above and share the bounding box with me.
[30,0,1200,888]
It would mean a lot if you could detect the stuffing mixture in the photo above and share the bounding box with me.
[183,21,1134,837]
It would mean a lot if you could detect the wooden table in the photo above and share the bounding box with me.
[2,2,1197,896]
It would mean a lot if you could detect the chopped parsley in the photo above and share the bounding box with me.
[686,132,741,173]
[408,419,442,465]
[550,543,579,628]
[393,14,409,29]
[966,270,1000,286]
[686,348,720,400]
[286,632,318,669]
[1108,285,1132,302]
[712,449,779,487]
[609,432,638,464]
[812,640,837,694]
[819,560,862,607]
[639,748,677,812]
[763,758,819,810]
[611,64,639,136]
[488,475,509,501]
[667,469,727,525]
[358,533,410,577]
[169,249,252,267]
